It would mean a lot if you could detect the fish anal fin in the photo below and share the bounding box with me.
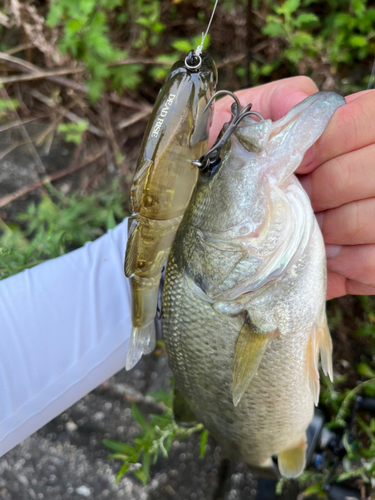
[278,436,307,478]
[232,317,275,407]
[316,315,333,381]
[173,388,197,427]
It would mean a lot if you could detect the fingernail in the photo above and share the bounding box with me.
[299,174,311,197]
[315,212,324,229]
[325,244,341,259]
[302,144,316,167]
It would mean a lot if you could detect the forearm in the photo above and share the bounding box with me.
[0,219,131,457]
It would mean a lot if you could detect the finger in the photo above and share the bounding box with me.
[298,142,375,212]
[209,76,318,146]
[316,198,375,245]
[327,270,375,300]
[326,244,375,287]
[297,89,375,174]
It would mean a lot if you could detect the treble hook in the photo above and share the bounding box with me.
[192,90,265,176]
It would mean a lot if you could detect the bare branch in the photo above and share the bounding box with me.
[117,108,151,130]
[0,86,47,175]
[30,90,104,138]
[0,67,84,84]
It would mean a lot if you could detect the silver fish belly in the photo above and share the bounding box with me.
[162,92,345,478]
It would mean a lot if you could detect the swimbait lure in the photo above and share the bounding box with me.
[124,50,217,370]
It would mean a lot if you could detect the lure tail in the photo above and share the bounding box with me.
[126,322,156,370]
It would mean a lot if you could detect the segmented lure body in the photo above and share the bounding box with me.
[125,53,217,370]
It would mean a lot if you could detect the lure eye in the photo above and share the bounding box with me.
[185,50,202,71]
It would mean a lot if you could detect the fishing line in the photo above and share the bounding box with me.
[195,0,220,56]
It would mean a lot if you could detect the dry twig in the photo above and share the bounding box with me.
[101,96,124,166]
[0,52,153,113]
[0,146,107,209]
[117,108,151,130]
[30,89,104,138]
[0,86,47,175]
[0,67,84,84]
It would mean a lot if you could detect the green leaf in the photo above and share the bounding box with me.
[148,388,173,408]
[131,404,151,431]
[263,21,287,37]
[171,39,193,53]
[115,462,129,482]
[349,35,368,48]
[275,0,301,16]
[134,468,148,485]
[107,453,131,460]
[106,210,116,230]
[357,362,375,378]
[46,4,63,26]
[199,429,209,458]
[58,120,89,144]
[103,439,136,455]
[293,13,319,28]
[142,452,151,480]
[80,0,96,15]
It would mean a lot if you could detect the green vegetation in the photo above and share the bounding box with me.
[58,120,89,143]
[0,181,128,280]
[104,383,208,484]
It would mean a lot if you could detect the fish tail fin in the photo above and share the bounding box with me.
[306,315,333,405]
[278,435,307,478]
[125,321,156,370]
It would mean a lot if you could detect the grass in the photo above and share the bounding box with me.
[0,179,128,280]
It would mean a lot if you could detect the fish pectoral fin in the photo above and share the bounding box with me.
[317,315,333,381]
[306,325,320,406]
[232,317,275,407]
[278,436,307,478]
[306,316,333,406]
[173,388,197,427]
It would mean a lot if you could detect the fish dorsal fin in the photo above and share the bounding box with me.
[278,436,307,478]
[306,316,333,406]
[232,315,275,406]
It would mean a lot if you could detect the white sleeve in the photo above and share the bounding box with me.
[0,218,131,457]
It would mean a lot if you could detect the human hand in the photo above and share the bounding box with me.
[209,77,375,300]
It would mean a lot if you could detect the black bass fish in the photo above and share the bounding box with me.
[162,91,345,477]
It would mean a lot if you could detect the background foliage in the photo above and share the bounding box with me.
[1,0,375,498]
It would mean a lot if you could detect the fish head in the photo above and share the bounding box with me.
[188,91,345,235]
